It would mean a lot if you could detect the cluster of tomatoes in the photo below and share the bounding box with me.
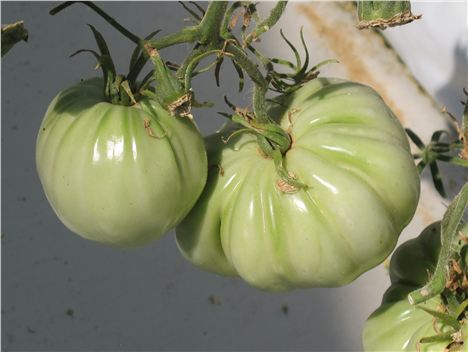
[34,2,468,349]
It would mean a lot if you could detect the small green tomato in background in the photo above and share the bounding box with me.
[36,78,207,248]
[363,222,468,351]
[176,77,420,292]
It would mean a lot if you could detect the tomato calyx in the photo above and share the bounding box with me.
[219,99,308,193]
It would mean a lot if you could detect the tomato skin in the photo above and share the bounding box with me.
[176,78,420,291]
[36,78,207,247]
[362,222,468,351]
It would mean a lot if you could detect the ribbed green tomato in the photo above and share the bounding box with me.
[176,78,420,291]
[363,222,468,351]
[36,78,207,247]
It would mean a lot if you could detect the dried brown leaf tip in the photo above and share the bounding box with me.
[445,259,467,292]
[277,173,299,194]
[144,43,158,58]
[168,93,193,119]
[357,11,422,30]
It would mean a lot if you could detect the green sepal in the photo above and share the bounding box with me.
[357,1,421,29]
[417,306,461,330]
[358,1,411,21]
[419,331,455,344]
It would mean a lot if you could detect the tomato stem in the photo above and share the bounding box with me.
[408,183,468,305]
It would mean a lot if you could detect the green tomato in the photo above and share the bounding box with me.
[36,78,207,248]
[363,222,468,351]
[176,78,420,291]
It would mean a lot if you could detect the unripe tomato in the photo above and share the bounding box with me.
[176,78,420,291]
[36,78,207,247]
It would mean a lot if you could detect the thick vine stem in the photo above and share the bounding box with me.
[198,1,228,43]
[408,183,468,305]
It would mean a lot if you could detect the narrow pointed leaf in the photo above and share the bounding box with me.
[431,130,449,143]
[295,27,309,78]
[405,128,426,149]
[189,2,205,15]
[129,30,161,72]
[214,57,224,87]
[88,24,116,76]
[279,29,300,70]
[435,154,468,167]
[418,306,460,329]
[429,161,446,197]
[419,331,454,344]
[271,57,296,69]
[137,71,154,92]
[416,160,426,173]
[231,60,245,92]
[179,1,202,22]
[454,299,468,319]
[50,1,76,15]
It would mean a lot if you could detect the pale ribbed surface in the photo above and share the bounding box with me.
[36,78,207,247]
[176,78,420,291]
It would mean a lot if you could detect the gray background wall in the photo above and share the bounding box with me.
[1,2,466,351]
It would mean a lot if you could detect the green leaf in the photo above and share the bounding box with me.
[429,161,446,198]
[231,60,244,93]
[294,27,309,78]
[87,24,116,77]
[419,331,454,344]
[454,299,468,319]
[435,155,468,167]
[179,1,202,22]
[279,29,300,70]
[405,128,426,149]
[214,57,224,87]
[431,130,449,143]
[49,1,76,16]
[418,306,460,329]
[129,30,161,74]
[416,160,427,173]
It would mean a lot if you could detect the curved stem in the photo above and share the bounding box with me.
[226,44,269,123]
[176,44,212,80]
[184,49,221,91]
[408,182,468,305]
[244,1,288,47]
[50,1,141,44]
[221,1,243,38]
